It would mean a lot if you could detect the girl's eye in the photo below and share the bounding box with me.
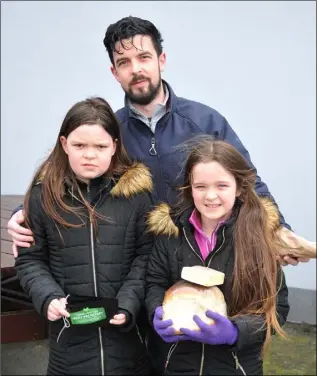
[219,184,228,188]
[74,144,83,148]
[98,145,107,149]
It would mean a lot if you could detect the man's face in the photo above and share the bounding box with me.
[111,35,166,105]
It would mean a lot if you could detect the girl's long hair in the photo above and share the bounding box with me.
[176,135,286,354]
[24,97,134,229]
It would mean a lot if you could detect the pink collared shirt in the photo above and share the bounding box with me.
[189,209,225,261]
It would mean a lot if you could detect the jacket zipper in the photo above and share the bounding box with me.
[199,343,205,376]
[87,185,105,376]
[182,226,226,267]
[149,136,157,155]
[183,226,226,376]
[148,133,167,201]
[206,229,246,375]
[164,342,178,374]
[67,186,105,374]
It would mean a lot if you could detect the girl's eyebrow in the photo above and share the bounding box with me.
[192,180,230,184]
[70,140,109,145]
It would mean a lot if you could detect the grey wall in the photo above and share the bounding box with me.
[1,1,316,306]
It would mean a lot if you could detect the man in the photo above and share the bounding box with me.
[8,16,306,266]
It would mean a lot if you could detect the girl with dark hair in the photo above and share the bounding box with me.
[146,136,290,376]
[15,97,153,375]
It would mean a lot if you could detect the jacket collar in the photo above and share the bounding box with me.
[122,80,177,121]
[65,175,113,204]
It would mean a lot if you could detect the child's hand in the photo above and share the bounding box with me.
[153,306,189,343]
[47,298,70,321]
[180,310,238,346]
[110,313,127,325]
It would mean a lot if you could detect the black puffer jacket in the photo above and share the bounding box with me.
[145,201,290,376]
[15,163,154,376]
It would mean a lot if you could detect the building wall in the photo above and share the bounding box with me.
[1,1,316,323]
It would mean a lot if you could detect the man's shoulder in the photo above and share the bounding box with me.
[115,107,126,123]
[175,96,226,129]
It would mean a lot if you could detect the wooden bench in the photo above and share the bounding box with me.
[1,195,47,343]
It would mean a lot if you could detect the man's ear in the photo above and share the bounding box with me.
[60,136,68,155]
[159,52,166,73]
[111,65,121,83]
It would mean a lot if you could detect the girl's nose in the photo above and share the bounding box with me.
[205,189,217,200]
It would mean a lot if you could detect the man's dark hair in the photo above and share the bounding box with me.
[103,16,164,65]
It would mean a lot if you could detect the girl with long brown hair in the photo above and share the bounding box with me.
[145,135,290,375]
[15,97,153,375]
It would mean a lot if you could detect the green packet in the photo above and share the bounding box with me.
[70,307,106,325]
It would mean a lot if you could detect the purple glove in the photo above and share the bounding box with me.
[153,306,191,343]
[180,310,238,346]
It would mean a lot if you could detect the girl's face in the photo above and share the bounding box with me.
[60,124,117,183]
[191,161,240,226]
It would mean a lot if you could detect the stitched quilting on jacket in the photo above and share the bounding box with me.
[15,163,154,375]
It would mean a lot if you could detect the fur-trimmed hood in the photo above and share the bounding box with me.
[37,162,153,198]
[110,163,152,198]
[147,197,279,238]
[147,198,316,259]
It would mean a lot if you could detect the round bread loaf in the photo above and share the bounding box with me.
[162,280,227,334]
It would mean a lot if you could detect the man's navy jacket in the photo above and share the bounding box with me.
[115,81,289,229]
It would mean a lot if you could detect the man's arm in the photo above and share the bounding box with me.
[219,117,291,230]
[7,207,34,258]
[12,204,23,216]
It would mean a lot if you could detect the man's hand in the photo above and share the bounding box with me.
[277,255,310,266]
[7,210,34,258]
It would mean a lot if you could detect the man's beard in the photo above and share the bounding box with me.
[125,74,162,106]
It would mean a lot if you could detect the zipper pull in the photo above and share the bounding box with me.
[87,184,91,203]
[164,360,169,371]
[149,137,157,156]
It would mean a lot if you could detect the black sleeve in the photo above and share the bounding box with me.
[11,204,23,217]
[231,267,289,352]
[14,186,65,317]
[115,193,154,331]
[145,236,172,323]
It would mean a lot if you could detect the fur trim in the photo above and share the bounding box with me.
[110,163,153,198]
[260,197,280,232]
[147,203,179,237]
[148,197,280,238]
[37,162,152,197]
